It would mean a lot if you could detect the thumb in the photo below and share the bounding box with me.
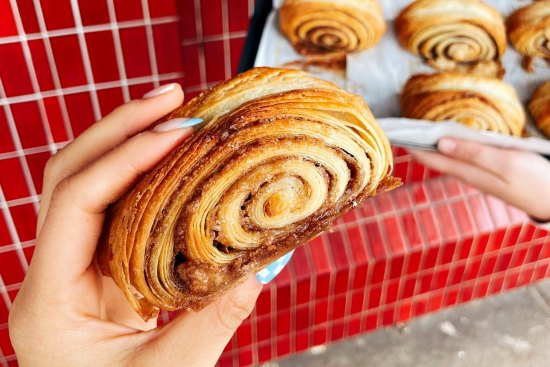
[437,137,510,176]
[137,277,262,367]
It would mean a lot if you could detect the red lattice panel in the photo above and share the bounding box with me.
[0,1,548,366]
[216,175,550,366]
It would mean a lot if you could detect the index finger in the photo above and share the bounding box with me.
[53,84,184,177]
[37,84,184,234]
[410,148,508,194]
[31,125,193,286]
[437,138,512,180]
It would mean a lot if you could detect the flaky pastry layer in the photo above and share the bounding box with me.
[98,67,398,320]
[396,0,506,77]
[401,72,525,136]
[507,0,550,72]
[280,0,385,55]
[529,81,550,138]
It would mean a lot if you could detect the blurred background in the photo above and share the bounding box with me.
[0,1,548,366]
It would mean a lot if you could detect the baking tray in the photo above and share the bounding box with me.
[239,0,550,159]
[238,0,273,73]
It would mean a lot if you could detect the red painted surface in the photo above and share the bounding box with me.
[0,1,548,366]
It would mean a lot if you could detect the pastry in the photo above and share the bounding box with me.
[396,0,506,78]
[279,0,386,55]
[507,0,550,72]
[529,81,550,137]
[401,72,525,136]
[98,67,398,320]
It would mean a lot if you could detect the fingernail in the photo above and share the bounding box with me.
[152,117,204,132]
[438,138,456,154]
[256,251,295,284]
[142,83,177,99]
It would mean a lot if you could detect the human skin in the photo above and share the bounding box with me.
[411,138,550,222]
[8,83,262,367]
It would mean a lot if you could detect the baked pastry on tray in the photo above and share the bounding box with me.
[98,67,399,320]
[280,0,386,55]
[401,72,525,136]
[529,81,550,138]
[507,0,550,72]
[396,0,506,78]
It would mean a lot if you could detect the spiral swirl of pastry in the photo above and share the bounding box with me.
[98,67,397,320]
[396,0,506,77]
[529,81,550,137]
[507,0,550,72]
[279,0,386,55]
[401,72,525,136]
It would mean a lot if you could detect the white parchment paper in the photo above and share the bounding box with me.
[254,0,550,150]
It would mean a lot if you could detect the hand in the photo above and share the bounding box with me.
[410,138,550,222]
[8,84,262,367]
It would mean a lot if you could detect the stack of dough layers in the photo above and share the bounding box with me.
[396,0,507,78]
[507,0,550,72]
[280,0,386,55]
[529,81,550,138]
[401,72,525,136]
[98,67,399,320]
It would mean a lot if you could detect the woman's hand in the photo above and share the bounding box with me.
[411,138,550,222]
[8,84,262,367]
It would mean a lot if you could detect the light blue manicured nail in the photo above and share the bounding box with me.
[178,117,204,129]
[152,117,204,132]
[256,250,295,284]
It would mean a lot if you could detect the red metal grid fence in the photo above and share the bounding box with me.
[0,1,548,366]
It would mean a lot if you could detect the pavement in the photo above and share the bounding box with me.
[264,280,550,367]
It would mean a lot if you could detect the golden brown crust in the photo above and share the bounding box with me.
[507,0,550,72]
[401,72,525,136]
[279,0,386,55]
[528,81,550,137]
[98,67,398,320]
[395,0,506,78]
[283,52,347,74]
